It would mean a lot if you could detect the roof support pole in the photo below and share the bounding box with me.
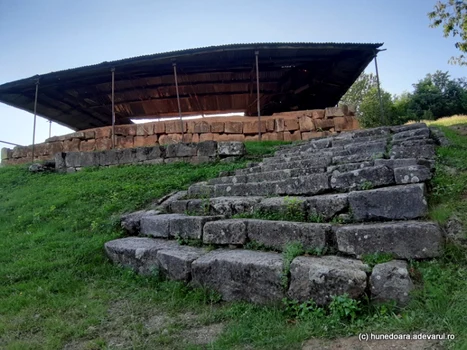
[111,68,116,149]
[31,79,39,163]
[173,63,184,141]
[374,52,385,125]
[48,120,52,138]
[255,51,262,141]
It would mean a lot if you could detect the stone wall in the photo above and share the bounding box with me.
[55,141,245,172]
[1,106,358,165]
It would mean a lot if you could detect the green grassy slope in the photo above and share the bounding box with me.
[0,131,466,349]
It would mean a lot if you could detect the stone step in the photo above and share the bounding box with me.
[188,173,331,198]
[167,184,429,223]
[209,167,327,185]
[105,237,414,306]
[203,219,331,251]
[140,214,221,239]
[104,237,207,281]
[334,221,443,259]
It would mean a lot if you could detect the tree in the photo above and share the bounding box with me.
[429,0,467,65]
[359,87,397,128]
[340,73,378,113]
[407,70,467,120]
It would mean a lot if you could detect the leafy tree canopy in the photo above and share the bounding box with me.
[429,0,467,65]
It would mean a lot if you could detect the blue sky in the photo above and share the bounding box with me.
[0,0,465,146]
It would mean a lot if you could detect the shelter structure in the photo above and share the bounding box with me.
[0,42,383,131]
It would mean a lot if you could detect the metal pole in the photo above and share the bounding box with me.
[173,63,185,141]
[255,51,262,141]
[0,140,22,147]
[111,68,116,148]
[48,120,52,138]
[31,79,39,162]
[374,52,385,125]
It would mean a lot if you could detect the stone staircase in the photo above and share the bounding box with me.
[105,123,446,307]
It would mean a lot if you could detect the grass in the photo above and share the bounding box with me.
[1,126,467,349]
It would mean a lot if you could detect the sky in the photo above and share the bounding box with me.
[0,0,465,147]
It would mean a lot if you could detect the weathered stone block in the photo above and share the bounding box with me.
[140,214,187,238]
[195,141,217,157]
[275,118,285,132]
[263,132,284,141]
[191,249,285,304]
[224,121,243,134]
[80,139,96,152]
[394,165,431,184]
[1,147,10,161]
[330,166,394,191]
[165,121,187,134]
[218,141,245,156]
[170,215,219,240]
[265,119,275,132]
[391,144,436,160]
[306,193,349,220]
[247,219,329,251]
[284,119,299,131]
[156,245,207,281]
[154,122,165,134]
[116,136,134,149]
[325,107,345,118]
[298,116,315,131]
[335,221,444,259]
[187,183,214,198]
[134,146,162,161]
[374,158,418,169]
[95,127,112,139]
[348,184,427,221]
[166,143,197,158]
[63,138,81,152]
[199,133,214,142]
[217,134,245,142]
[104,237,178,275]
[311,109,325,119]
[275,173,330,196]
[209,196,262,216]
[211,122,225,133]
[159,134,182,145]
[136,123,154,136]
[95,138,112,151]
[314,119,335,130]
[288,256,368,305]
[194,121,211,133]
[281,131,298,142]
[392,127,430,141]
[370,260,414,306]
[117,148,138,164]
[121,209,161,235]
[203,219,247,245]
[243,121,267,134]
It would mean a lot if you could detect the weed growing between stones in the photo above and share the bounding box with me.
[175,234,204,247]
[361,252,394,269]
[281,242,305,289]
[359,180,374,191]
[282,293,361,322]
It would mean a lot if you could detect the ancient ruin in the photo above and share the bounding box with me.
[105,122,446,306]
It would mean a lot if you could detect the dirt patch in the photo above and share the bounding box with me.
[180,323,224,346]
[302,336,445,350]
[450,124,467,136]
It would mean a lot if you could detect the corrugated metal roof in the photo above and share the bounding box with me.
[0,42,383,130]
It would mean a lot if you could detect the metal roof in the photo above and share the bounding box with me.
[0,42,383,130]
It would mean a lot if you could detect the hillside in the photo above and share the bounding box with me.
[0,125,466,349]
